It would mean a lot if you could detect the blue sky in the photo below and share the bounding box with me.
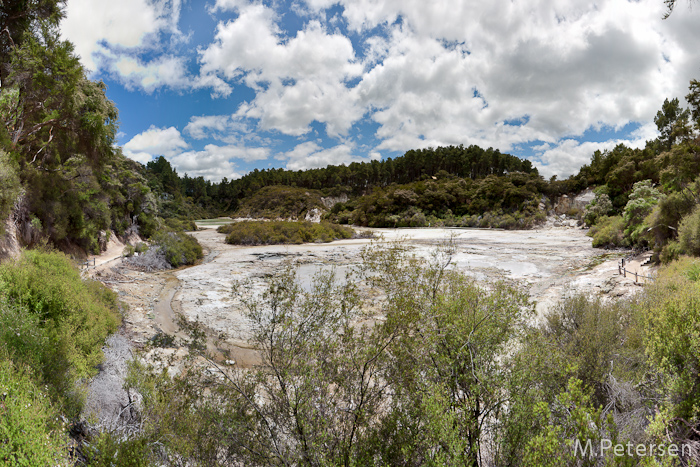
[61,0,700,181]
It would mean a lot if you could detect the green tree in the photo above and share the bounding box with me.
[0,149,20,233]
[0,23,124,250]
[623,180,665,244]
[0,0,64,83]
[654,98,692,151]
[126,242,534,466]
[584,191,613,225]
[687,79,700,131]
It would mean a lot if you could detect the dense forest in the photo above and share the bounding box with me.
[142,144,540,219]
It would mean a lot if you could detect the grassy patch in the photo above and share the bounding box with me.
[195,218,235,227]
[218,221,353,245]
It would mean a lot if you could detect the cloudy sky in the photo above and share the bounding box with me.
[61,0,700,181]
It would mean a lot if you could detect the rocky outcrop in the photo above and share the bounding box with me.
[321,194,349,209]
[304,208,323,223]
[553,188,595,216]
[0,218,21,260]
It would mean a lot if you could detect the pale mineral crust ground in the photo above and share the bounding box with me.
[83,223,653,424]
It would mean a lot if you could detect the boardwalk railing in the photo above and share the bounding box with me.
[618,259,654,284]
[82,258,96,269]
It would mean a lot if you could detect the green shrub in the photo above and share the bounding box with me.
[589,215,628,248]
[219,221,353,245]
[678,206,700,256]
[163,217,197,232]
[0,150,20,236]
[123,244,136,257]
[84,431,155,467]
[623,180,665,245]
[0,353,68,467]
[643,257,700,426]
[151,231,203,268]
[583,192,613,225]
[660,240,683,264]
[124,242,149,258]
[0,249,120,412]
[134,242,149,254]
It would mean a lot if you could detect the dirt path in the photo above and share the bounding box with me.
[84,235,126,272]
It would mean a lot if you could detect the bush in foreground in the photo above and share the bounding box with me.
[218,220,353,245]
[0,249,120,412]
[0,352,68,467]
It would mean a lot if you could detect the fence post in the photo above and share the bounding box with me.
[635,271,638,283]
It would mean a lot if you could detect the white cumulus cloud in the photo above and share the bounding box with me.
[278,142,368,170]
[123,126,189,164]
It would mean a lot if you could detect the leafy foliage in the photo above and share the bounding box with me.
[0,150,20,234]
[330,173,547,228]
[575,80,700,260]
[135,145,541,225]
[622,180,665,244]
[123,231,204,270]
[0,249,120,412]
[151,231,203,268]
[583,191,612,226]
[642,257,700,451]
[589,215,628,248]
[123,242,542,465]
[80,242,700,465]
[0,350,68,467]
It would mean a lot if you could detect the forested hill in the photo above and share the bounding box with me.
[235,145,537,195]
[146,145,538,214]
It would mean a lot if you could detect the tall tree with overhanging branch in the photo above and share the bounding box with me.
[0,0,65,84]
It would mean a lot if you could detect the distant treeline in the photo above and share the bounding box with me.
[145,145,538,215]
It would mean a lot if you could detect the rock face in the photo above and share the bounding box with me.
[0,218,21,260]
[321,194,349,209]
[304,208,323,223]
[553,188,595,216]
[83,333,137,430]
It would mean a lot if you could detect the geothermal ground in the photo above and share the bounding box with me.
[84,223,653,424]
[96,224,652,362]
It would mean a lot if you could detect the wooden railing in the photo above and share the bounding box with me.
[618,259,654,284]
